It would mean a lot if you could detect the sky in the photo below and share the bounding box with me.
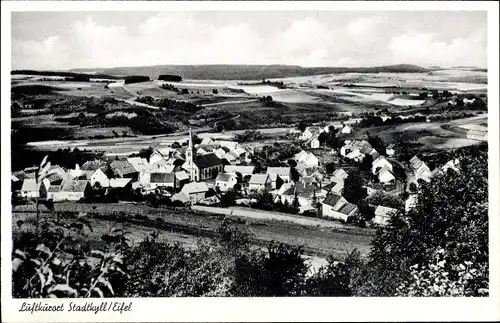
[11,11,487,70]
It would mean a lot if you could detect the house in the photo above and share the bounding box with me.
[300,127,322,141]
[213,147,227,159]
[372,156,393,175]
[110,160,139,181]
[386,143,396,156]
[81,160,108,172]
[49,179,91,202]
[127,157,149,173]
[341,125,353,134]
[466,129,487,141]
[224,165,255,177]
[215,173,238,191]
[201,137,215,145]
[150,159,175,173]
[149,149,168,165]
[196,147,209,156]
[323,179,344,195]
[332,168,349,181]
[20,179,41,198]
[377,166,396,184]
[346,150,365,162]
[149,173,176,190]
[89,168,110,188]
[181,182,209,203]
[276,182,326,208]
[321,193,358,222]
[373,205,398,226]
[295,150,319,168]
[217,140,239,151]
[266,167,292,183]
[307,135,321,149]
[410,155,432,183]
[109,178,133,194]
[41,172,66,194]
[183,129,224,181]
[340,140,372,157]
[248,174,272,191]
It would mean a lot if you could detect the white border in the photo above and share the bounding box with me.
[2,2,499,322]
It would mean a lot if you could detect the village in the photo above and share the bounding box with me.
[11,109,482,229]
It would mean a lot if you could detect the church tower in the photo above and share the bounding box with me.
[185,127,195,179]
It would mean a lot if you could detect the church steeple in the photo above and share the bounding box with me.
[186,127,194,165]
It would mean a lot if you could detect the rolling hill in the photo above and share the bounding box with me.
[68,64,430,80]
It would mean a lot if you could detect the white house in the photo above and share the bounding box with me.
[181,182,209,203]
[466,129,487,141]
[332,168,349,181]
[341,125,353,134]
[372,156,393,175]
[266,167,291,183]
[410,155,432,183]
[149,173,176,190]
[373,205,398,226]
[248,174,272,191]
[149,149,167,165]
[49,179,91,202]
[321,193,358,222]
[345,150,365,162]
[377,166,396,184]
[20,179,41,198]
[295,151,319,168]
[300,127,322,141]
[308,135,321,149]
[89,168,110,188]
[386,143,396,156]
[215,173,238,191]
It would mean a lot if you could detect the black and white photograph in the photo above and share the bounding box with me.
[1,1,499,322]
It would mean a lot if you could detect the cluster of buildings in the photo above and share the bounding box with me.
[12,122,464,227]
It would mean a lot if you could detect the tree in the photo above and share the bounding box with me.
[360,154,373,172]
[357,199,375,222]
[171,141,181,148]
[364,149,488,296]
[366,191,404,210]
[298,121,308,133]
[342,171,366,204]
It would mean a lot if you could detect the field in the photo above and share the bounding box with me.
[13,201,375,262]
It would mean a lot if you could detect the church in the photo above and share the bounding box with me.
[182,129,225,182]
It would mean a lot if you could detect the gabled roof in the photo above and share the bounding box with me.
[249,174,269,185]
[332,168,349,180]
[216,173,236,182]
[194,153,223,169]
[60,179,89,193]
[46,172,64,183]
[110,160,138,175]
[200,137,215,145]
[266,167,290,176]
[13,170,32,181]
[175,171,190,181]
[127,157,149,172]
[109,178,132,188]
[81,160,108,171]
[409,155,424,170]
[338,202,357,215]
[386,143,396,150]
[182,182,209,194]
[322,193,344,207]
[150,172,175,184]
[224,165,255,174]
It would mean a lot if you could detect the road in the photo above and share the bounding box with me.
[200,98,259,107]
